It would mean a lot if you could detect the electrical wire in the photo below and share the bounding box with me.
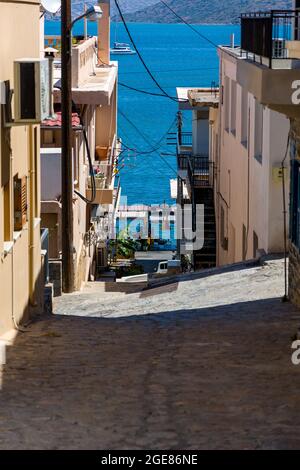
[119,82,178,98]
[158,0,219,49]
[94,48,175,99]
[120,66,219,76]
[97,49,218,99]
[118,110,178,176]
[54,85,96,204]
[119,110,177,155]
[118,141,168,178]
[113,0,188,103]
[118,109,178,177]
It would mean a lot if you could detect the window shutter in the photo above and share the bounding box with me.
[14,176,27,231]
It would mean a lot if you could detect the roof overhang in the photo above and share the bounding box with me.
[176,87,219,110]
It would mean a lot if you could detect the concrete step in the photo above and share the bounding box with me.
[83,281,147,295]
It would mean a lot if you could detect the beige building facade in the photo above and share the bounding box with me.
[0,0,44,336]
[216,46,290,266]
[218,4,300,305]
[42,2,119,294]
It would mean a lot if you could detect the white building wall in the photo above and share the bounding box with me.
[217,50,290,266]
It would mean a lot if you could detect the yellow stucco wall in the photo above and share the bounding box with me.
[0,0,43,336]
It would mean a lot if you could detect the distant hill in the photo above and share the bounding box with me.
[45,1,293,24]
[116,0,293,24]
[45,1,159,20]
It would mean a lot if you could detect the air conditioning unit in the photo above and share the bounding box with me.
[14,58,49,124]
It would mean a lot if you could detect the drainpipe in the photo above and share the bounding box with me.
[29,125,37,307]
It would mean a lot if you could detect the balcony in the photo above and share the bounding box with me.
[192,157,214,188]
[220,10,300,118]
[92,155,115,186]
[45,36,118,106]
[86,161,116,205]
[240,10,300,69]
[86,184,114,206]
[178,132,193,155]
[179,155,214,190]
[95,133,117,166]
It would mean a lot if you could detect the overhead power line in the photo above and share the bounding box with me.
[119,109,177,155]
[120,66,219,76]
[118,109,178,176]
[113,0,187,103]
[159,0,219,49]
[119,82,174,98]
[118,121,171,178]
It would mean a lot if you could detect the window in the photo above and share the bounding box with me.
[13,175,27,231]
[295,2,300,40]
[241,88,248,147]
[34,127,39,217]
[224,76,230,132]
[290,158,300,249]
[242,224,247,260]
[220,206,225,245]
[231,81,237,136]
[220,206,228,250]
[3,182,11,241]
[253,231,259,258]
[254,99,263,163]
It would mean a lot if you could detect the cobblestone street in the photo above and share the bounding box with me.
[1,259,300,449]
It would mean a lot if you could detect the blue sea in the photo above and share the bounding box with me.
[45,21,240,205]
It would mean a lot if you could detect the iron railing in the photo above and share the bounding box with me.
[241,10,300,68]
[191,157,214,189]
[179,155,214,189]
[178,132,193,147]
[178,155,189,170]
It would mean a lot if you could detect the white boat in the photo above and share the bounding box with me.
[110,42,136,55]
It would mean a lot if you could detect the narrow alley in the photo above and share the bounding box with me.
[0,258,300,450]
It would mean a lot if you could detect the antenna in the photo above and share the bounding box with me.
[41,0,61,14]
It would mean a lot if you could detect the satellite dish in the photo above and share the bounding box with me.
[41,0,61,14]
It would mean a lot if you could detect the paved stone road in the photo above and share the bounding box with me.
[1,259,300,449]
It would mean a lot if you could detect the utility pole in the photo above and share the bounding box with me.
[61,0,75,293]
[177,111,183,146]
[176,110,183,259]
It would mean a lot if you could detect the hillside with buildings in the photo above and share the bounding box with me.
[47,1,293,24]
[116,0,293,23]
[69,0,158,19]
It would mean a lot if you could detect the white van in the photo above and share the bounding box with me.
[156,260,181,274]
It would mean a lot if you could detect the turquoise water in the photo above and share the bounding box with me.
[45,21,240,205]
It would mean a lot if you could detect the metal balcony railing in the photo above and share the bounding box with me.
[178,155,189,170]
[178,132,193,147]
[240,10,300,68]
[179,155,214,189]
[191,157,214,188]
